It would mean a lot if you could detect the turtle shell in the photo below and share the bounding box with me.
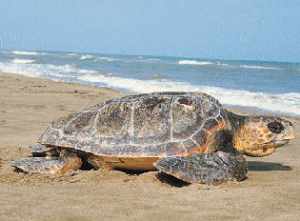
[39,92,231,158]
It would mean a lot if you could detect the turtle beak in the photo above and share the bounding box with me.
[273,140,290,147]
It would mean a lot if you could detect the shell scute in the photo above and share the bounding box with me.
[183,139,197,151]
[97,102,132,144]
[172,95,203,140]
[191,130,208,147]
[133,96,172,144]
[64,111,97,135]
[165,142,185,156]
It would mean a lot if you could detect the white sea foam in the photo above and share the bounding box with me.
[78,73,300,115]
[144,58,161,62]
[0,62,42,78]
[0,62,97,79]
[178,61,281,70]
[215,62,231,67]
[137,58,162,63]
[96,56,117,62]
[178,60,214,66]
[80,54,94,60]
[11,50,40,56]
[11,58,35,64]
[239,64,281,70]
[67,53,78,56]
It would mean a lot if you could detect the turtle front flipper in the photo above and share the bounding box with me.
[154,151,247,184]
[11,150,82,175]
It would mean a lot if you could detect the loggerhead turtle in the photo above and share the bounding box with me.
[11,92,295,184]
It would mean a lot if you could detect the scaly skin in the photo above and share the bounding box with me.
[155,149,247,184]
[229,113,295,156]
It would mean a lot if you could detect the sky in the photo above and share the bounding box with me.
[1,0,299,62]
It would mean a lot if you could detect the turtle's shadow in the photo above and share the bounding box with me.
[116,168,190,187]
[247,161,292,171]
[155,173,190,187]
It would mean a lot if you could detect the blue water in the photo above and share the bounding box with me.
[0,49,299,115]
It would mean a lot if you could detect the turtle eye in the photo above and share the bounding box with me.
[267,121,284,134]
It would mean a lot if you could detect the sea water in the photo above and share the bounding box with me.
[0,50,299,116]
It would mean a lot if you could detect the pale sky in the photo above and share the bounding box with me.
[1,0,299,62]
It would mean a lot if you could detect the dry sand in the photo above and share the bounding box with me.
[0,72,299,221]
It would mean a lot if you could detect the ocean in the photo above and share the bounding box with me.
[0,49,299,116]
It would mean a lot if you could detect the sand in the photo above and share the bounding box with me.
[0,72,299,221]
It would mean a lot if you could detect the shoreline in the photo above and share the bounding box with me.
[0,71,300,221]
[1,71,298,119]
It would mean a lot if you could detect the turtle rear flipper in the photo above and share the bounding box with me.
[11,157,65,174]
[11,151,82,175]
[154,151,247,184]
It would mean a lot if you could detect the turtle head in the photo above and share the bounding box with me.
[232,115,295,157]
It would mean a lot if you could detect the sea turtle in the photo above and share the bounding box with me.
[11,92,295,184]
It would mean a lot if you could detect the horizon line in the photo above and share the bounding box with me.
[1,47,299,65]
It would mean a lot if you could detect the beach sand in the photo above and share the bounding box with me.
[0,72,299,221]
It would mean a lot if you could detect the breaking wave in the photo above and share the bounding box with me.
[11,58,35,64]
[11,50,41,56]
[178,60,214,66]
[0,62,97,79]
[96,56,118,62]
[177,60,282,70]
[136,58,162,63]
[80,54,95,60]
[239,64,281,70]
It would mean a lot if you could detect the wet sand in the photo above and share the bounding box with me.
[0,72,299,221]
